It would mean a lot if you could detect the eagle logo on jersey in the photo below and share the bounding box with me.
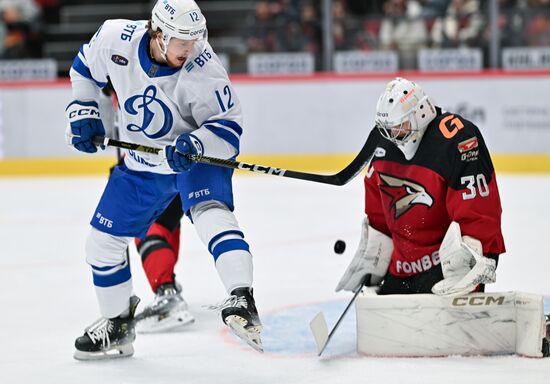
[378,173,434,219]
[124,85,173,139]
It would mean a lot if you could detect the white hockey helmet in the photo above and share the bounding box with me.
[375,77,436,160]
[151,0,207,56]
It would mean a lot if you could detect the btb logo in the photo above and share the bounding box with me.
[124,85,173,139]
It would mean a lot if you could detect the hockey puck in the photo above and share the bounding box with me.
[334,240,346,254]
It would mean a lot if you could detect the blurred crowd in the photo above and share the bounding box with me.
[246,0,550,69]
[0,0,58,59]
[1,0,549,70]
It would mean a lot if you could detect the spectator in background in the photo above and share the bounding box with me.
[430,0,484,48]
[278,1,320,52]
[498,0,528,47]
[0,0,42,58]
[0,13,6,57]
[379,0,428,69]
[333,0,358,51]
[354,18,381,51]
[247,0,324,57]
[524,11,550,46]
[247,0,283,52]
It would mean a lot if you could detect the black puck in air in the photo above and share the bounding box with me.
[334,240,346,254]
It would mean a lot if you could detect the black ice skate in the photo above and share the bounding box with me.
[74,295,140,360]
[217,287,263,352]
[135,282,194,333]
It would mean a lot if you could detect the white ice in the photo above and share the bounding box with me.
[1,173,549,383]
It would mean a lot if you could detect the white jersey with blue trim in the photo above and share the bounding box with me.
[69,19,242,174]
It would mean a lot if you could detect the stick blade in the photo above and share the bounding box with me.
[310,312,329,355]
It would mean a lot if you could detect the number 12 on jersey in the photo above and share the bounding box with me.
[215,85,234,112]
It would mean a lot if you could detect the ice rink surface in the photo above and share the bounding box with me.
[1,172,550,383]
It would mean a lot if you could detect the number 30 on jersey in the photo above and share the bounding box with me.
[461,174,490,200]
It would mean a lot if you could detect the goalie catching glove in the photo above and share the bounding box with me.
[431,221,496,296]
[335,216,393,292]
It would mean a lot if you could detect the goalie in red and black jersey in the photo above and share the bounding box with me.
[337,77,506,296]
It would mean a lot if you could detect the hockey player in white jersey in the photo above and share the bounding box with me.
[66,0,262,360]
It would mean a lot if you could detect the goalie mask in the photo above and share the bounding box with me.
[375,77,436,160]
[151,0,207,59]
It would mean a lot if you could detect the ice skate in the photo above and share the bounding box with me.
[215,287,263,352]
[74,295,140,361]
[135,282,195,333]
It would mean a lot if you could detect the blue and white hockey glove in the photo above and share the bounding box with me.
[65,100,105,153]
[165,133,203,172]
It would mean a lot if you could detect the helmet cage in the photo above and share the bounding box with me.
[376,107,419,147]
[375,77,436,160]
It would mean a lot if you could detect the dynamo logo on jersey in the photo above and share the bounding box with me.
[124,85,173,139]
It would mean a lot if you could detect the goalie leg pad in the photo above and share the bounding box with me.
[356,291,546,358]
[335,216,393,292]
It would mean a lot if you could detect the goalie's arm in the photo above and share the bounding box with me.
[445,123,505,256]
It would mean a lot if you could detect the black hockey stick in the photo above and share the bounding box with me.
[92,136,372,186]
[309,274,371,356]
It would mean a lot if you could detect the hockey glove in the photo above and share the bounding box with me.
[335,216,393,292]
[165,133,203,172]
[431,221,496,296]
[65,100,105,153]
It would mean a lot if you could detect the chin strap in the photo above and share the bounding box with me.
[155,38,168,61]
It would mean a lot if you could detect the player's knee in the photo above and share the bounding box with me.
[190,200,250,260]
[85,227,130,267]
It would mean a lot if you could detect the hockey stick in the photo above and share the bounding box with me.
[309,274,371,356]
[91,136,372,186]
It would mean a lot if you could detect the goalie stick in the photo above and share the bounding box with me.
[91,136,372,186]
[309,274,371,356]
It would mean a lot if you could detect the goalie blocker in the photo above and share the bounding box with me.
[356,291,548,358]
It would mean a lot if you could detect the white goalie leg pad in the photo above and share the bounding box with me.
[432,221,496,296]
[190,201,253,293]
[335,215,393,292]
[356,291,546,357]
[85,227,134,319]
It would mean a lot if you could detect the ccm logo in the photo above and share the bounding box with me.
[68,109,99,119]
[452,296,505,306]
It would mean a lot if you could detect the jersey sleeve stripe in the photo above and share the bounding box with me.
[71,46,108,88]
[203,119,243,152]
[203,119,243,136]
[204,125,240,152]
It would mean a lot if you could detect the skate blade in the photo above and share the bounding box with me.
[73,343,134,361]
[137,310,195,334]
[225,315,264,353]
